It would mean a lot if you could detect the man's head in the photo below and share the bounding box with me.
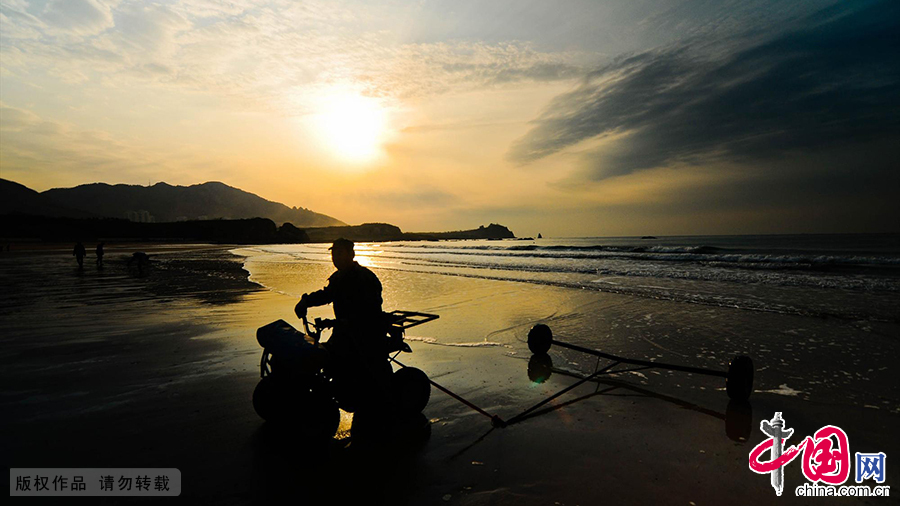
[330,238,355,270]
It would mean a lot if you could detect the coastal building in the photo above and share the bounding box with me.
[125,210,155,223]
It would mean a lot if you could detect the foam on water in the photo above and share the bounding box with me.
[758,384,804,397]
[233,234,900,412]
[405,336,506,348]
[247,236,900,322]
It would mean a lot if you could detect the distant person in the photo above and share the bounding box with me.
[95,242,105,268]
[294,239,387,409]
[73,241,86,269]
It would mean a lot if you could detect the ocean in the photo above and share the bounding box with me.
[238,234,900,413]
[243,234,900,322]
[3,237,895,502]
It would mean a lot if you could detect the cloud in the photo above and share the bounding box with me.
[0,102,42,130]
[507,0,900,180]
[41,0,115,36]
[0,103,195,186]
[1,0,583,114]
[357,42,582,100]
[0,1,44,41]
[110,2,189,57]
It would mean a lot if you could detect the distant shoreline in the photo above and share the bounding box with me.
[0,214,515,245]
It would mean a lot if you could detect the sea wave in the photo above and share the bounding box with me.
[404,336,506,348]
[378,244,900,268]
[240,236,900,322]
[357,254,900,293]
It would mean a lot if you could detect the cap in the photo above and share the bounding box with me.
[329,238,354,252]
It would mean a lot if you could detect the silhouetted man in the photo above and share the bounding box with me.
[73,241,86,269]
[96,242,105,267]
[295,239,386,408]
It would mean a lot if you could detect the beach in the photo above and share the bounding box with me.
[2,238,898,504]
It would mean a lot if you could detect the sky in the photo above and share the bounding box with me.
[1,0,898,236]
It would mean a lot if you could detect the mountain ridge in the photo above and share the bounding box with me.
[1,179,517,243]
[1,179,345,227]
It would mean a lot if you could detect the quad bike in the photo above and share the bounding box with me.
[252,310,439,439]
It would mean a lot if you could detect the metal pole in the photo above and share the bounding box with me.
[393,359,506,427]
[506,360,621,425]
[551,340,728,378]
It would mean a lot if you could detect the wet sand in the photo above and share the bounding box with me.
[2,244,897,504]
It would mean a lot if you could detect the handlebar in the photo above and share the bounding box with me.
[302,315,335,343]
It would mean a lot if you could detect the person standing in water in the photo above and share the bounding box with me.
[95,242,105,268]
[73,241,86,269]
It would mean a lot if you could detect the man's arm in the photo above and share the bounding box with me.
[294,276,335,318]
[303,280,334,307]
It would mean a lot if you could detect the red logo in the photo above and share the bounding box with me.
[749,413,851,495]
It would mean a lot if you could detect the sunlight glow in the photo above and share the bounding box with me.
[352,243,379,268]
[313,91,389,164]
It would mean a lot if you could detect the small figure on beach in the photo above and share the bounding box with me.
[294,238,387,412]
[73,241,86,269]
[127,251,151,274]
[95,242,105,268]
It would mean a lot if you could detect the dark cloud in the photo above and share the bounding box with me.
[441,61,582,85]
[508,0,900,180]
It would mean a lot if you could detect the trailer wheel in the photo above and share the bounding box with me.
[252,375,280,421]
[253,375,339,440]
[527,324,553,354]
[393,367,431,413]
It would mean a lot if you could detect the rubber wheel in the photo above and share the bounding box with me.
[392,367,431,413]
[252,375,280,422]
[726,355,754,401]
[528,324,553,354]
[253,376,340,440]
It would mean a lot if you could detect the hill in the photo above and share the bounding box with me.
[0,215,308,244]
[0,215,514,244]
[404,223,516,241]
[304,223,405,243]
[304,222,515,243]
[0,179,95,218]
[1,179,344,227]
[1,179,516,244]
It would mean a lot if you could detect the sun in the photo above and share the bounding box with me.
[313,90,389,164]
